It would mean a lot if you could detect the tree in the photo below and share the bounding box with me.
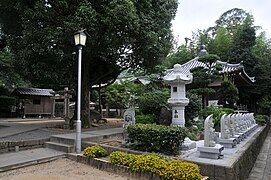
[218,80,239,108]
[228,16,256,75]
[210,27,232,62]
[163,44,193,68]
[0,0,178,127]
[207,8,250,36]
[0,48,28,90]
[190,54,222,108]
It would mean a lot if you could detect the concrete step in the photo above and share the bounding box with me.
[45,142,74,153]
[49,136,75,145]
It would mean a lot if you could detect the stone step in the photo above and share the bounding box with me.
[45,142,74,153]
[49,136,75,145]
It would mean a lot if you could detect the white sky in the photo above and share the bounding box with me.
[172,0,271,45]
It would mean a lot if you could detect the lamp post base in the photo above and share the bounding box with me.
[76,120,81,154]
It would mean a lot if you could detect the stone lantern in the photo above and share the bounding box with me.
[163,64,193,127]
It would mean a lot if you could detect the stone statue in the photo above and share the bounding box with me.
[123,107,135,128]
[220,114,230,139]
[204,114,216,147]
[227,114,235,137]
[122,107,135,145]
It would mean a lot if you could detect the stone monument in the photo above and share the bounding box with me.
[163,64,193,127]
[219,114,237,148]
[122,107,135,145]
[198,114,224,159]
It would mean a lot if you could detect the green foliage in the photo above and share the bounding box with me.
[211,8,250,35]
[228,16,256,76]
[83,145,108,158]
[105,80,143,109]
[218,80,239,108]
[138,87,169,118]
[257,96,271,115]
[210,27,233,61]
[201,106,234,127]
[135,114,156,124]
[163,45,193,68]
[109,151,202,180]
[0,0,178,127]
[0,95,16,109]
[185,92,202,126]
[255,115,268,126]
[0,48,28,89]
[126,124,186,155]
[198,54,220,66]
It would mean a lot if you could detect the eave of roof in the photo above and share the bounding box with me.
[12,88,54,97]
[169,57,255,84]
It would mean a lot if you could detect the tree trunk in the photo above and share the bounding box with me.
[81,53,90,128]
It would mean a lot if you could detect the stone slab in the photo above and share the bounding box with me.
[219,138,237,148]
[198,144,224,159]
[0,148,65,172]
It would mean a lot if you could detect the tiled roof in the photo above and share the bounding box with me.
[179,57,242,74]
[12,88,54,96]
[166,57,255,83]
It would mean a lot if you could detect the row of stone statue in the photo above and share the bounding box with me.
[198,113,258,159]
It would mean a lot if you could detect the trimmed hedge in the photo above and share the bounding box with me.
[83,145,108,158]
[110,151,202,180]
[126,124,186,155]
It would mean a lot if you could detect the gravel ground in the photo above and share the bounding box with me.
[0,158,134,180]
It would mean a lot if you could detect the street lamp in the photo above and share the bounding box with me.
[74,30,86,154]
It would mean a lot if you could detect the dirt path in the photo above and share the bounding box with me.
[0,158,134,180]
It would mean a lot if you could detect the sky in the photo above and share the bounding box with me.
[172,0,271,45]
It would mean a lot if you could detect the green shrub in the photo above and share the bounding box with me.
[185,92,202,125]
[0,96,16,110]
[135,114,156,124]
[83,145,108,158]
[201,106,234,126]
[109,151,202,180]
[138,88,169,120]
[110,151,137,166]
[255,115,268,126]
[126,124,186,155]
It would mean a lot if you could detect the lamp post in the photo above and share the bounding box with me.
[74,30,87,154]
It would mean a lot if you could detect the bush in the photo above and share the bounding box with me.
[185,92,202,124]
[0,96,16,110]
[126,124,186,155]
[201,106,234,127]
[83,145,108,158]
[110,151,202,180]
[138,88,169,120]
[135,114,156,124]
[255,115,269,126]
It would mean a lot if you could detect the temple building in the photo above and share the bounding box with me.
[176,47,255,111]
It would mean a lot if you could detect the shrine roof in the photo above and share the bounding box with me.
[167,57,255,84]
[12,88,54,97]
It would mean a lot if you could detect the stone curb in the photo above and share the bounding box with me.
[66,154,209,180]
[0,139,49,154]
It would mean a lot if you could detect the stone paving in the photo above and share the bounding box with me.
[0,148,65,172]
[0,118,64,138]
[248,130,271,180]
